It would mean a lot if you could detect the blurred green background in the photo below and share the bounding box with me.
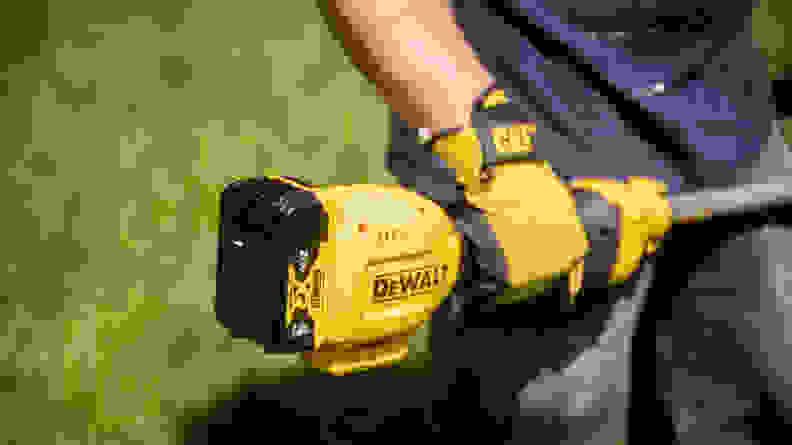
[0,1,789,443]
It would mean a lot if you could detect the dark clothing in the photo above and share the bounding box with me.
[448,0,776,194]
[388,1,792,444]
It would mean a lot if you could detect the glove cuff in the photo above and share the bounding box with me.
[422,85,540,195]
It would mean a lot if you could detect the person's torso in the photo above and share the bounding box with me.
[451,0,778,193]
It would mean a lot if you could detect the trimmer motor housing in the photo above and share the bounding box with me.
[214,174,464,375]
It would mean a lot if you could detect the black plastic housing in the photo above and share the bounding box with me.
[214,177,328,352]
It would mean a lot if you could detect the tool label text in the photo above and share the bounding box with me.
[372,264,449,302]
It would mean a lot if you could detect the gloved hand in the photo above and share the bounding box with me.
[392,87,672,296]
[462,159,590,288]
[461,161,672,296]
[424,87,539,195]
[566,176,672,285]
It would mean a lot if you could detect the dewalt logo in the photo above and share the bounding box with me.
[372,264,449,303]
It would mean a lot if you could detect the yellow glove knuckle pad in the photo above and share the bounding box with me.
[466,161,589,287]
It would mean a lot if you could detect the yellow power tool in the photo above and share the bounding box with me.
[214,168,792,376]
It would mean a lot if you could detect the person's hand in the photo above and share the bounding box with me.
[460,162,673,290]
[425,87,526,196]
[567,177,673,283]
[463,160,590,288]
[428,126,492,195]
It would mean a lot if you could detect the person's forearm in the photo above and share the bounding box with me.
[320,0,494,133]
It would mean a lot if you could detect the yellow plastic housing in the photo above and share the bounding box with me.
[276,178,463,375]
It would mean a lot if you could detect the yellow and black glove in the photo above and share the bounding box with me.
[566,176,671,287]
[463,165,672,301]
[388,86,672,301]
[418,87,540,194]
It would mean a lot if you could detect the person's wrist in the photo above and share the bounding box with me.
[421,81,503,185]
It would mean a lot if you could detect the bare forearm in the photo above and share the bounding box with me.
[320,0,493,133]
